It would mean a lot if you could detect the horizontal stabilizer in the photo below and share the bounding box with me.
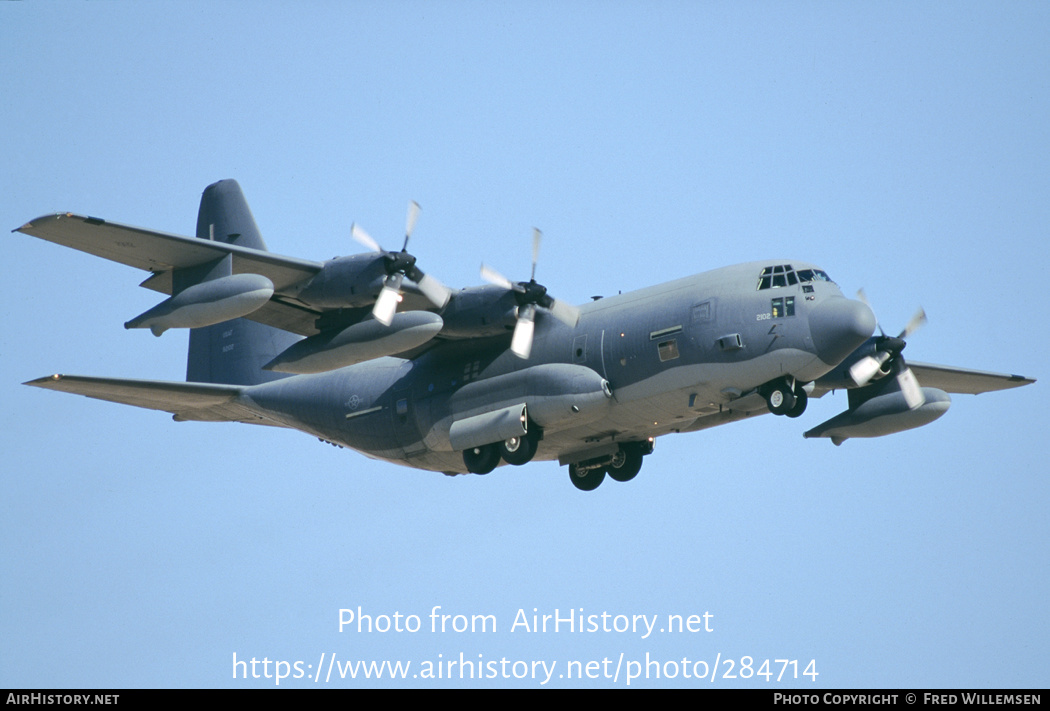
[24,374,278,426]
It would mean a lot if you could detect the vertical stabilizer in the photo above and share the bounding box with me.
[186,180,300,386]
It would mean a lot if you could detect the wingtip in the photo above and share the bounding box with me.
[14,213,77,234]
[13,218,40,233]
[24,374,65,387]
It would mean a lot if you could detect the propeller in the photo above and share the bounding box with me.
[481,228,581,359]
[848,290,927,409]
[351,201,452,326]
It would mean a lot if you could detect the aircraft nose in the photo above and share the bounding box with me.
[808,297,877,366]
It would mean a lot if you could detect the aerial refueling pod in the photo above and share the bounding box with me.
[124,273,274,336]
[263,311,444,374]
[803,387,951,445]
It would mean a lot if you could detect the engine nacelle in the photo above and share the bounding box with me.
[803,387,951,445]
[293,254,389,308]
[438,285,518,338]
[125,273,274,336]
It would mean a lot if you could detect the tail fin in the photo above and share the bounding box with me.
[185,180,299,386]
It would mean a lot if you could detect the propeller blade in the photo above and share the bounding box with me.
[484,229,577,357]
[415,272,452,309]
[511,304,536,359]
[899,307,927,340]
[850,292,928,400]
[403,200,421,250]
[530,228,542,281]
[372,274,404,326]
[480,263,516,291]
[849,352,889,387]
[898,366,925,410]
[351,223,382,253]
[547,297,581,328]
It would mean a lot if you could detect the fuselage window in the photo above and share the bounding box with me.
[657,339,680,362]
[771,297,795,318]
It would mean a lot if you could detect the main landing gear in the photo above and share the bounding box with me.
[461,428,653,493]
[567,440,652,492]
[762,377,808,418]
[462,443,501,475]
[462,425,542,474]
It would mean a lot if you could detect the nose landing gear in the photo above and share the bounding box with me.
[762,378,808,418]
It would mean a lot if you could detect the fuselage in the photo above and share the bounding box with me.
[239,259,875,474]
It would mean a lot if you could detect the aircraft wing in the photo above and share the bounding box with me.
[907,362,1035,395]
[15,213,326,335]
[24,374,281,426]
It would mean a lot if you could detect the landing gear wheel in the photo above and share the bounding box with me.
[606,444,643,482]
[499,431,537,466]
[785,387,808,418]
[765,381,797,416]
[568,463,605,491]
[463,444,500,474]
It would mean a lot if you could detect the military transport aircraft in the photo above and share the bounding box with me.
[16,180,1035,490]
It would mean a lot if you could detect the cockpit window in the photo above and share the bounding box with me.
[757,265,833,290]
[796,268,832,283]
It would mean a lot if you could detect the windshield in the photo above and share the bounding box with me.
[757,265,833,290]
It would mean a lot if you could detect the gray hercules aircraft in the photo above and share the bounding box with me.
[16,180,1035,490]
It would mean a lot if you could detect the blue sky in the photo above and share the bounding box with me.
[2,1,1046,688]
